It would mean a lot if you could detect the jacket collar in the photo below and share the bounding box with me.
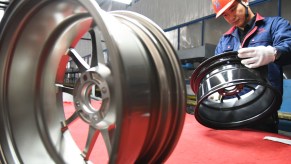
[224,13,264,35]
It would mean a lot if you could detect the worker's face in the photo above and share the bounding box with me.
[222,1,247,28]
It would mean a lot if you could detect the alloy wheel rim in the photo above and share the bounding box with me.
[0,1,186,163]
[190,51,282,129]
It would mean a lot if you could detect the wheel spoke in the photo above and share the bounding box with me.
[89,29,98,67]
[61,111,79,132]
[82,126,100,161]
[68,48,90,72]
[100,125,114,156]
[220,96,224,103]
[235,94,241,100]
[56,84,74,95]
[89,28,106,67]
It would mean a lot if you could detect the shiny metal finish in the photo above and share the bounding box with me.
[0,0,186,163]
[190,51,282,129]
[111,11,186,163]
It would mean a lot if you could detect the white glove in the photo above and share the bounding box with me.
[237,46,276,68]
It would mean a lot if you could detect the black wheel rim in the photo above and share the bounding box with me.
[190,51,282,129]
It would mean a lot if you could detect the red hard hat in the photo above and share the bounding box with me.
[212,0,236,18]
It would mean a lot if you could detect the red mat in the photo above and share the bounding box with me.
[64,102,291,163]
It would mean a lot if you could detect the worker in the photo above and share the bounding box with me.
[212,0,291,133]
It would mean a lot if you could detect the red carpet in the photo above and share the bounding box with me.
[64,102,291,163]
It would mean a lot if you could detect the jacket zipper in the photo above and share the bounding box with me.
[241,26,258,47]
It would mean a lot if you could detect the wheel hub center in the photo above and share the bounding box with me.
[73,64,111,126]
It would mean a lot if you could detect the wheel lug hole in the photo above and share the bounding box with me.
[76,101,80,107]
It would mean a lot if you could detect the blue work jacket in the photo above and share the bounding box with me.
[215,13,291,94]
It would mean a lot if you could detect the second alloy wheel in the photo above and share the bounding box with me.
[190,51,282,129]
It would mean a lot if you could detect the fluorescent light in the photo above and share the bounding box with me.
[112,0,132,5]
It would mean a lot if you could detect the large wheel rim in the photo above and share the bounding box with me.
[190,51,282,129]
[0,1,186,163]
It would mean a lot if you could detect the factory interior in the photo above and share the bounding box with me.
[0,0,291,163]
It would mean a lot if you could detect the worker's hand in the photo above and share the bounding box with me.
[238,46,276,68]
